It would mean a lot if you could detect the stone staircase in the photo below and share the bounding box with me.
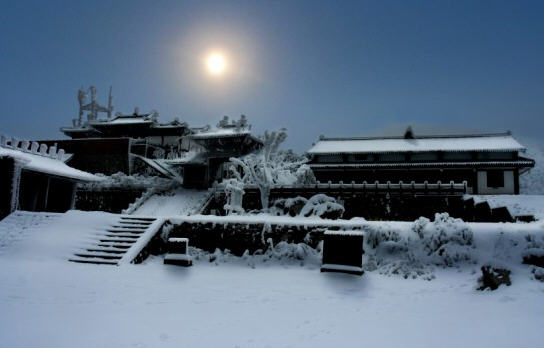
[69,216,164,265]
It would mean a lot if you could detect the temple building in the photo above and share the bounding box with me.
[307,130,535,194]
[41,86,262,187]
[161,115,263,188]
[0,136,99,219]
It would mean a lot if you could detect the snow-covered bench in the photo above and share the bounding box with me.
[164,237,193,267]
[321,230,364,275]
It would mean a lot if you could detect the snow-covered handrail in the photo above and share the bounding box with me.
[118,217,166,265]
[195,190,216,215]
[122,187,159,215]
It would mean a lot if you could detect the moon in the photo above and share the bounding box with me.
[206,52,227,76]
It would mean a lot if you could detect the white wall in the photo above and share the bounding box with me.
[477,170,515,194]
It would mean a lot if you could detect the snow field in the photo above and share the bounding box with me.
[1,210,544,347]
[1,255,544,348]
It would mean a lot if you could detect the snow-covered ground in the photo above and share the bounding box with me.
[1,211,544,347]
[132,188,210,216]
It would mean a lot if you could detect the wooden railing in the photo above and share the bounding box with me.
[213,180,468,195]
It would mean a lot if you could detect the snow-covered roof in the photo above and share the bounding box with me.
[152,121,188,129]
[190,127,252,139]
[310,160,535,169]
[94,115,153,125]
[164,151,206,165]
[0,144,100,181]
[308,133,526,154]
[87,114,188,129]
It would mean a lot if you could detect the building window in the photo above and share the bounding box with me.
[487,170,504,188]
[443,152,472,161]
[348,154,372,162]
[410,152,438,161]
[378,153,405,162]
[477,152,514,160]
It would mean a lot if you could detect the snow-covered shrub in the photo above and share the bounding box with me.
[531,267,544,282]
[188,241,322,268]
[270,194,345,219]
[295,164,316,186]
[478,265,511,290]
[271,196,308,216]
[80,172,173,190]
[364,213,474,278]
[415,213,474,266]
[300,194,345,219]
[263,241,320,263]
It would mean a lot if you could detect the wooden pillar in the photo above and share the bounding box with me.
[10,161,22,213]
[514,168,520,195]
[472,169,478,195]
[43,176,50,211]
[70,182,77,210]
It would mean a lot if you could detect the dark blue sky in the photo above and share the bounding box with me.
[1,0,543,151]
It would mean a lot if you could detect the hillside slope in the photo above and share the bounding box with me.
[519,137,544,194]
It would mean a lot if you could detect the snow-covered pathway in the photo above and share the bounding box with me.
[132,188,210,216]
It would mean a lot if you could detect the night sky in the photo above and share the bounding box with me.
[1,0,543,151]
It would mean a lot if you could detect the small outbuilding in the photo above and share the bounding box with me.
[0,136,100,219]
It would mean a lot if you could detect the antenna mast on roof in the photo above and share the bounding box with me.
[77,85,114,123]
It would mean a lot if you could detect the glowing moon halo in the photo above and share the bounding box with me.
[206,52,227,76]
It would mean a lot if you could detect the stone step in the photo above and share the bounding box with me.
[117,220,153,224]
[110,225,148,229]
[86,248,126,254]
[103,233,140,239]
[96,243,131,249]
[74,252,123,260]
[120,217,156,222]
[69,257,118,265]
[70,215,159,266]
[116,221,150,225]
[98,237,137,243]
[105,229,145,234]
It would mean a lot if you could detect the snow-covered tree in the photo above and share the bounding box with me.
[225,128,316,212]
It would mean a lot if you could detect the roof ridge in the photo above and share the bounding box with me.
[320,131,513,141]
[1,135,65,161]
